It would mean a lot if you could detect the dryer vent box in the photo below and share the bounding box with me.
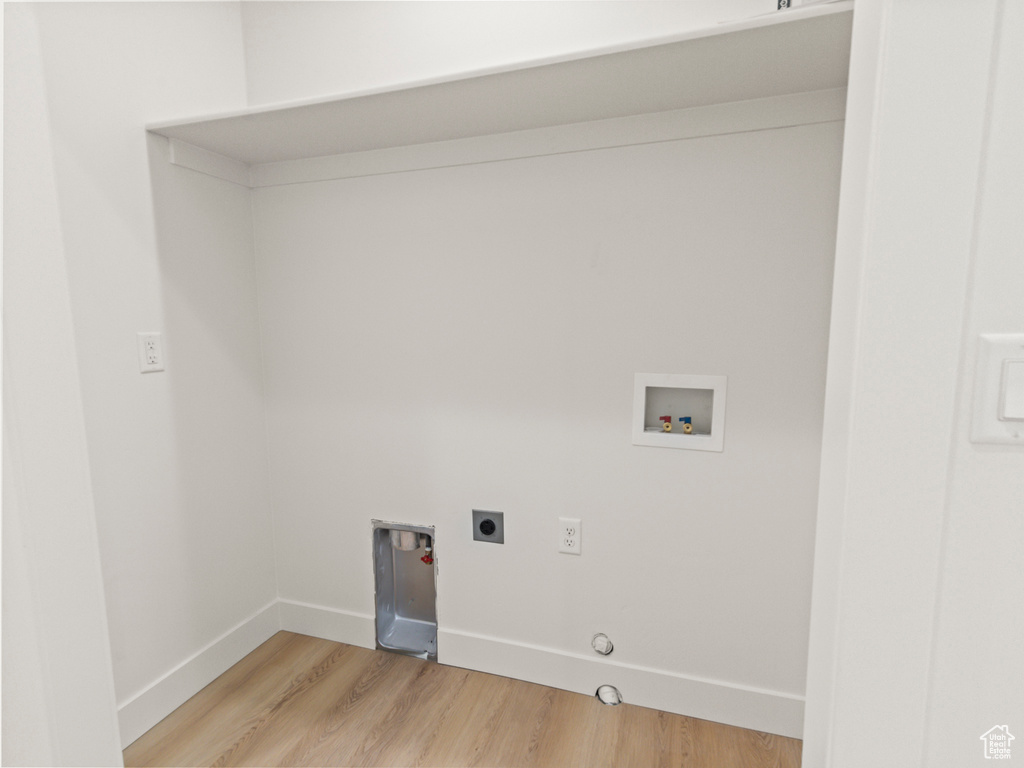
[372,520,437,661]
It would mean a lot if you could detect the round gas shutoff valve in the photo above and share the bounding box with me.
[479,519,497,536]
[592,633,614,655]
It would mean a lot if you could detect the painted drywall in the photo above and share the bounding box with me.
[9,0,1020,759]
[923,0,1024,761]
[240,0,780,106]
[799,1,886,760]
[16,1,279,742]
[802,0,1023,765]
[2,6,123,763]
[252,118,843,726]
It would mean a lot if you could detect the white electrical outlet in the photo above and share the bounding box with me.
[558,517,581,555]
[137,332,165,373]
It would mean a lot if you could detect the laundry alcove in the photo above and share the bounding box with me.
[139,1,852,745]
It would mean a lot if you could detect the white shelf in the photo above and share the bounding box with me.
[147,3,852,166]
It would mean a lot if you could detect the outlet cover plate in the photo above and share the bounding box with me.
[137,332,165,373]
[559,517,581,555]
[472,509,504,544]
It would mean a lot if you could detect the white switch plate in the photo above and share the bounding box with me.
[1000,360,1024,421]
[970,334,1024,444]
[137,332,165,373]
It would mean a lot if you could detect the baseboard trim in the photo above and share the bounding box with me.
[437,628,805,739]
[276,598,376,650]
[116,601,279,748]
[117,600,803,747]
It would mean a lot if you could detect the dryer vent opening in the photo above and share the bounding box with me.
[372,520,437,661]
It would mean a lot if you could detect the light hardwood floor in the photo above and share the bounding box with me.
[124,631,801,768]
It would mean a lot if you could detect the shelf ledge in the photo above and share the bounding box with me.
[147,3,852,166]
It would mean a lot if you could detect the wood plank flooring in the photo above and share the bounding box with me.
[124,631,801,768]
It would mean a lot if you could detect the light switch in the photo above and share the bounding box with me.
[971,334,1024,444]
[1000,360,1024,421]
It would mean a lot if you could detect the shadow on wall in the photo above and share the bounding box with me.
[144,133,277,642]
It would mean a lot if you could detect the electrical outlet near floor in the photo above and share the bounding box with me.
[558,517,581,555]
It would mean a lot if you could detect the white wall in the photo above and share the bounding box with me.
[253,116,843,733]
[6,1,842,753]
[240,0,777,105]
[237,0,847,735]
[803,0,1024,765]
[5,2,280,747]
[924,0,1024,762]
[3,7,123,763]
[9,1,1022,761]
